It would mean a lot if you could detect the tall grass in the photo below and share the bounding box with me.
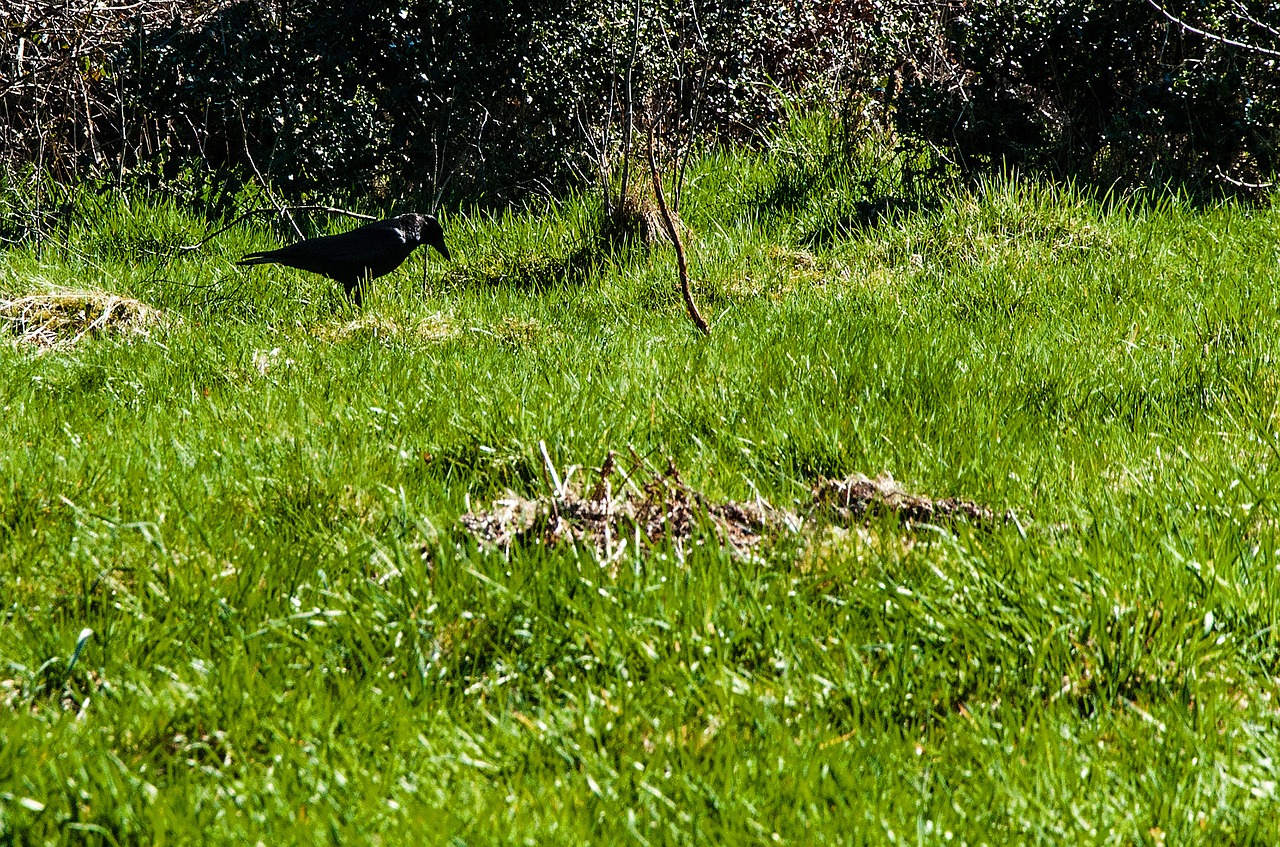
[2,117,1279,844]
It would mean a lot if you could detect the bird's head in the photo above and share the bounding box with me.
[402,213,451,261]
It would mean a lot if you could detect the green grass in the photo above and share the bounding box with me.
[3,121,1280,844]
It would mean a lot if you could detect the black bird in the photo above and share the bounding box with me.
[238,213,450,305]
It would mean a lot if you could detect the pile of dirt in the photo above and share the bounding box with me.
[812,472,1002,528]
[459,451,785,561]
[0,291,162,349]
[458,451,1006,558]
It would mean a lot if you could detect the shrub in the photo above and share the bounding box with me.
[890,0,1280,197]
[2,1,870,206]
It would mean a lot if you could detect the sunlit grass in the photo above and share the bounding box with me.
[2,120,1280,844]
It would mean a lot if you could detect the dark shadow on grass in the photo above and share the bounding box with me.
[422,439,541,494]
[804,196,934,248]
[439,247,603,293]
[436,203,671,293]
[735,139,945,249]
[748,158,832,216]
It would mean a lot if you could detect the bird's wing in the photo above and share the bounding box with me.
[265,222,408,268]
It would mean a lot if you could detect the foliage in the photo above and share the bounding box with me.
[5,1,1279,203]
[1,0,869,205]
[891,0,1280,196]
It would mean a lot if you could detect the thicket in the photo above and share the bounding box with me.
[892,0,1280,196]
[1,0,1277,216]
[1,0,866,209]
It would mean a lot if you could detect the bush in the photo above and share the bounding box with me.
[890,0,1280,197]
[2,0,870,207]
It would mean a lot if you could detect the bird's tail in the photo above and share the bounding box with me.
[237,252,277,267]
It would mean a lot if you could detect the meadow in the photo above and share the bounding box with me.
[2,120,1280,844]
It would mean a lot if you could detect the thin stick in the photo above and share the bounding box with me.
[1215,167,1274,190]
[539,440,565,498]
[176,205,377,253]
[619,0,641,204]
[647,129,709,336]
[238,106,304,239]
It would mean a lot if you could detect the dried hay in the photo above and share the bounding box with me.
[602,191,687,249]
[766,244,820,270]
[252,347,293,376]
[315,313,457,345]
[0,291,162,349]
[766,244,846,289]
[489,317,548,346]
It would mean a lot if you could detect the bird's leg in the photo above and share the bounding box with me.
[349,269,373,308]
[346,280,364,308]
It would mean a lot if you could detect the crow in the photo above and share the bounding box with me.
[238,213,450,305]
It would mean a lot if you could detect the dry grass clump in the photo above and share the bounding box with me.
[314,313,458,345]
[0,290,163,349]
[488,317,549,347]
[600,190,686,250]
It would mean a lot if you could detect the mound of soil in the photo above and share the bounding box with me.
[1,291,161,349]
[459,454,782,561]
[459,453,1007,558]
[812,472,1001,528]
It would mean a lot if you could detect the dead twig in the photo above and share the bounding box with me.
[1145,0,1280,57]
[237,106,303,240]
[647,129,709,336]
[175,205,377,253]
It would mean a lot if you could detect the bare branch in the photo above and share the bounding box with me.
[619,0,642,204]
[1215,167,1275,189]
[648,129,709,336]
[1145,0,1280,57]
[236,106,304,240]
[1229,0,1280,40]
[177,205,376,253]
